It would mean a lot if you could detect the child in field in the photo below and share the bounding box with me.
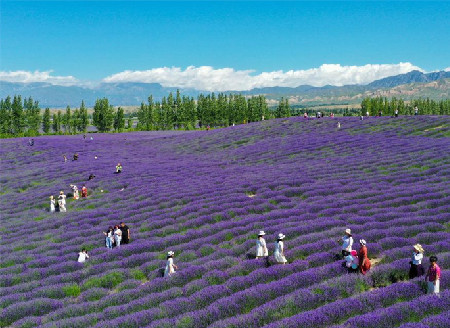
[345,250,359,273]
[164,251,178,277]
[425,256,441,294]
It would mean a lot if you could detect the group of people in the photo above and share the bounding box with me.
[102,222,130,249]
[338,228,440,294]
[255,231,287,264]
[50,184,88,212]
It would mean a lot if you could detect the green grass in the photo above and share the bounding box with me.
[82,272,125,290]
[62,284,81,297]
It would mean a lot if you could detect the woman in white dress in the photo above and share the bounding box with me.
[256,231,268,258]
[50,195,55,212]
[70,184,79,200]
[338,228,353,257]
[164,251,178,277]
[77,249,89,263]
[274,233,287,264]
[114,225,122,247]
[58,191,67,212]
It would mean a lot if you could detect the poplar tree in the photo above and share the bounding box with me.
[42,108,51,134]
[92,98,114,132]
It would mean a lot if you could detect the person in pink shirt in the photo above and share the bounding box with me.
[425,256,441,294]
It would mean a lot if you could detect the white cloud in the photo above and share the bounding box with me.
[102,63,424,91]
[445,67,450,72]
[0,70,79,86]
[1,63,426,91]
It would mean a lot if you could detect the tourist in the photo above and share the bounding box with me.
[103,226,114,249]
[366,111,369,117]
[58,191,67,212]
[83,134,86,140]
[338,228,353,257]
[358,239,371,275]
[409,244,425,279]
[274,233,287,264]
[256,230,268,258]
[395,109,399,117]
[81,184,88,198]
[49,195,55,212]
[164,251,178,277]
[120,222,130,244]
[414,106,419,116]
[73,153,79,161]
[304,112,308,119]
[360,115,364,120]
[425,256,441,294]
[116,163,123,173]
[77,249,89,263]
[114,225,122,247]
[88,174,96,181]
[63,154,67,162]
[345,250,359,273]
[70,184,79,200]
[28,139,34,146]
[337,122,341,129]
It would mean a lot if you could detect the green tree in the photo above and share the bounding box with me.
[11,95,26,135]
[78,100,89,132]
[42,108,51,134]
[24,97,41,135]
[0,96,12,135]
[92,98,114,132]
[114,107,125,132]
[62,106,72,133]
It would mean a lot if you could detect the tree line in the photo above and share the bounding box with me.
[360,97,450,116]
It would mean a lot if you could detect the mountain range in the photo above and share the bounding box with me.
[1,70,449,108]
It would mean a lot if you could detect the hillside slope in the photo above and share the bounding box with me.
[0,116,449,327]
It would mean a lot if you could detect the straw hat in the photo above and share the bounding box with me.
[359,239,367,246]
[413,244,424,253]
[167,251,174,256]
[59,191,64,195]
[258,230,266,236]
[345,228,351,235]
[277,233,285,240]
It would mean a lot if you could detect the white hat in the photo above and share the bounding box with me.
[359,239,366,246]
[277,233,285,240]
[345,228,351,235]
[167,251,174,256]
[258,230,266,236]
[413,244,424,253]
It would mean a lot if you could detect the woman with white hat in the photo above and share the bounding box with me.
[164,251,178,277]
[58,191,67,212]
[338,228,353,258]
[274,233,287,264]
[70,184,79,200]
[256,231,268,258]
[49,195,56,213]
[358,239,371,275]
[409,244,425,279]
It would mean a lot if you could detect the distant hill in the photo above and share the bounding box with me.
[1,70,449,108]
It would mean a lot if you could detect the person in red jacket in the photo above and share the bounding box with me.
[81,184,88,198]
[358,239,371,275]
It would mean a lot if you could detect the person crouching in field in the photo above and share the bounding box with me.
[164,251,178,277]
[78,249,89,263]
[116,163,123,173]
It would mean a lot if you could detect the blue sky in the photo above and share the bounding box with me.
[1,1,449,90]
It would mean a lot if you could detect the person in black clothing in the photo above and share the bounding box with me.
[88,174,96,180]
[73,153,79,161]
[29,139,34,146]
[120,222,130,244]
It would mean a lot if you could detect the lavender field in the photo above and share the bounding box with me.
[0,116,449,328]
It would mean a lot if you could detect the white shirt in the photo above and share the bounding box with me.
[341,236,353,251]
[412,252,423,265]
[256,238,268,257]
[274,241,284,255]
[164,258,175,277]
[78,252,89,263]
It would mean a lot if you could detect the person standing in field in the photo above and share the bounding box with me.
[274,233,287,264]
[164,251,178,277]
[114,225,122,247]
[303,112,308,119]
[358,239,371,275]
[103,226,114,249]
[395,109,399,117]
[70,184,79,200]
[116,163,123,173]
[256,230,268,258]
[49,195,55,212]
[409,244,425,279]
[120,222,130,244]
[414,106,419,115]
[77,249,89,263]
[81,184,88,198]
[337,122,341,129]
[425,256,441,294]
[58,191,67,212]
[63,155,67,162]
[366,111,369,117]
[338,228,353,258]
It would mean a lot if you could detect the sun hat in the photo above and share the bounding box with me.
[258,230,266,236]
[277,233,285,240]
[345,228,351,235]
[359,239,367,246]
[413,244,424,253]
[167,251,174,256]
